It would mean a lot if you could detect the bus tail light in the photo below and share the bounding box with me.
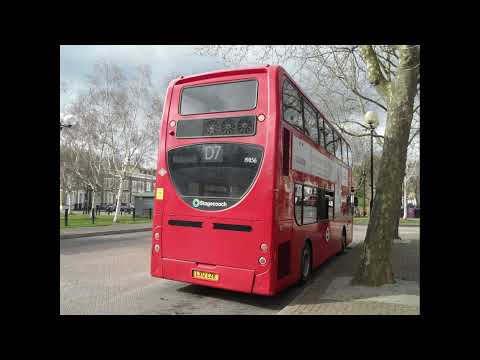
[259,256,267,265]
[154,232,160,241]
[260,243,268,252]
[154,244,160,253]
[169,120,176,127]
[257,114,266,122]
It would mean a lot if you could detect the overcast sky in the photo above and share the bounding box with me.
[60,45,231,109]
[60,45,388,136]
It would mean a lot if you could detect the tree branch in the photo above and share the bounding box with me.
[336,123,384,139]
[359,45,391,101]
[350,87,388,111]
[408,128,420,146]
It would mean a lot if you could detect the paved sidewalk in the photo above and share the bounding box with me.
[60,223,152,240]
[277,226,420,315]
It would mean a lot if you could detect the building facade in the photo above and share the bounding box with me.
[61,169,156,211]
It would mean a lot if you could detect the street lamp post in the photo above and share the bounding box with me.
[362,169,367,216]
[364,111,379,216]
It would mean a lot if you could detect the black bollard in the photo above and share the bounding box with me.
[92,207,95,224]
[133,208,135,222]
[65,208,68,227]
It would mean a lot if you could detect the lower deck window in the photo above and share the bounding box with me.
[294,184,332,225]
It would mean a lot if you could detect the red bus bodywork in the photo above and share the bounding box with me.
[151,65,353,296]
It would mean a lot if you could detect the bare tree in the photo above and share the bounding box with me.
[60,140,77,214]
[197,45,420,146]
[68,92,110,216]
[82,61,160,223]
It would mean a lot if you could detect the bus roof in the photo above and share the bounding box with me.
[173,65,278,85]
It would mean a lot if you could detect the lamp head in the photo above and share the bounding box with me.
[364,111,379,129]
[60,113,78,128]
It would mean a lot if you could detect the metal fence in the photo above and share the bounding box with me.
[61,207,152,227]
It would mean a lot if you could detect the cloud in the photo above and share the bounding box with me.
[60,45,227,108]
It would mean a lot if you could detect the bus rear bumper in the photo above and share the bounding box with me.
[157,258,258,294]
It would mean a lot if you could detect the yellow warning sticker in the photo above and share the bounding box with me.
[156,187,164,200]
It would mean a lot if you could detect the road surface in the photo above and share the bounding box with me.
[60,225,419,315]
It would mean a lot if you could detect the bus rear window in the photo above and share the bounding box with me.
[180,80,258,115]
[167,143,263,211]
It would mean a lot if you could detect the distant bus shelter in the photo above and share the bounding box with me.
[133,192,154,216]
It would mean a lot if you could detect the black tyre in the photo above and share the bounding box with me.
[338,230,347,255]
[299,242,312,284]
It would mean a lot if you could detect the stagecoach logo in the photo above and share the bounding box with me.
[192,198,227,208]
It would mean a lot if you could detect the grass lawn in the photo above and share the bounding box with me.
[60,212,151,229]
[353,217,420,226]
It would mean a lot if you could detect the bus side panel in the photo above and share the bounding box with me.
[151,80,175,278]
[252,65,281,295]
[269,68,296,294]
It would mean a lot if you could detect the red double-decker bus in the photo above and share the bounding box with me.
[151,65,354,295]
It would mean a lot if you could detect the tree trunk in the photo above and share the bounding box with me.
[393,178,403,241]
[113,177,124,223]
[91,190,96,218]
[415,179,420,208]
[394,216,401,240]
[67,191,72,215]
[352,46,419,287]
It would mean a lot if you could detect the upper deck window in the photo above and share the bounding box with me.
[335,134,343,161]
[282,80,303,131]
[347,144,352,166]
[303,100,319,145]
[180,79,258,115]
[325,122,335,154]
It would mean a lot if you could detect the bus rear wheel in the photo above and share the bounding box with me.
[299,242,312,284]
[338,230,347,255]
